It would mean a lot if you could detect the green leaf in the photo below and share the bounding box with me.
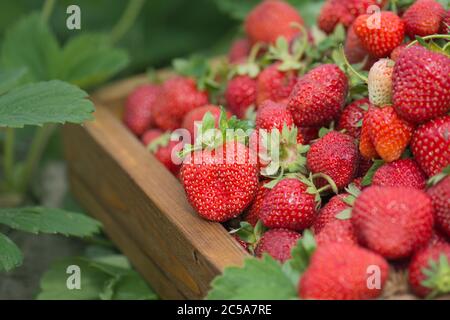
[0,68,28,95]
[207,255,298,300]
[1,13,60,82]
[112,272,158,300]
[0,232,23,272]
[0,207,101,237]
[56,33,129,89]
[286,229,316,275]
[0,80,94,128]
[361,159,385,187]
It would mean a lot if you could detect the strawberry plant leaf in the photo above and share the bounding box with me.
[0,207,101,237]
[0,80,94,128]
[0,68,28,95]
[361,159,385,187]
[207,255,297,299]
[1,13,60,82]
[56,33,129,89]
[0,232,23,272]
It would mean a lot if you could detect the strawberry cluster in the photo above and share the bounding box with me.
[123,0,450,300]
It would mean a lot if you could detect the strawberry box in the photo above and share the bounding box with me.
[62,75,248,300]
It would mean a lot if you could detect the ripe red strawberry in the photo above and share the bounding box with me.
[372,159,427,189]
[366,106,414,162]
[402,0,446,38]
[259,178,316,231]
[408,243,450,298]
[299,243,389,300]
[298,126,320,144]
[307,131,359,190]
[287,64,348,127]
[255,228,301,263]
[337,98,370,139]
[390,44,408,61]
[182,105,228,141]
[352,186,434,259]
[245,0,304,44]
[255,100,294,132]
[411,116,450,177]
[144,131,184,176]
[123,84,160,136]
[243,180,270,226]
[256,63,298,106]
[344,23,377,69]
[225,75,257,118]
[393,46,450,124]
[441,10,450,33]
[428,176,450,237]
[313,194,357,246]
[368,58,394,106]
[180,140,259,222]
[228,38,251,64]
[353,11,405,58]
[153,77,208,130]
[359,111,379,159]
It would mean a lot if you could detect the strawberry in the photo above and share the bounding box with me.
[353,11,405,58]
[298,126,320,144]
[233,234,250,252]
[225,75,257,118]
[368,58,394,106]
[402,0,446,38]
[123,84,160,136]
[393,46,450,124]
[359,110,379,159]
[411,116,450,177]
[287,64,348,127]
[259,178,316,231]
[245,0,304,45]
[180,140,259,222]
[344,23,377,69]
[428,175,450,237]
[366,106,414,162]
[182,105,227,141]
[372,159,427,189]
[256,63,298,106]
[141,129,163,146]
[255,228,301,263]
[313,194,357,246]
[145,131,184,176]
[337,98,370,139]
[307,131,359,189]
[352,186,434,259]
[243,180,270,226]
[153,77,208,131]
[390,44,408,61]
[255,100,294,132]
[408,243,450,298]
[299,243,389,300]
[357,156,373,177]
[228,38,251,64]
[441,10,450,33]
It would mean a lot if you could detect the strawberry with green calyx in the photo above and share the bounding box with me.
[182,105,230,142]
[231,220,266,254]
[427,166,450,237]
[408,243,450,298]
[266,29,308,72]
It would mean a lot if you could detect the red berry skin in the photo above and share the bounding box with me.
[352,186,434,259]
[182,105,227,142]
[256,63,298,106]
[338,98,371,139]
[428,176,450,238]
[287,64,348,127]
[298,126,320,144]
[345,22,378,70]
[353,11,405,58]
[123,84,160,136]
[255,100,294,132]
[313,194,357,246]
[228,38,251,64]
[372,159,427,189]
[243,180,270,226]
[441,10,450,33]
[225,75,257,118]
[408,243,450,298]
[393,46,450,124]
[245,0,304,44]
[299,243,389,300]
[402,0,446,39]
[357,156,373,178]
[255,228,301,263]
[390,44,408,62]
[307,131,359,190]
[260,178,317,231]
[180,141,259,222]
[153,77,208,131]
[141,129,163,146]
[411,116,450,177]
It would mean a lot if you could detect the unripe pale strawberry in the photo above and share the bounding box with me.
[368,58,394,106]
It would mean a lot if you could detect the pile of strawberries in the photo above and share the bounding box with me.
[123,0,450,300]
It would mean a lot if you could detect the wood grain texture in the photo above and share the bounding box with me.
[63,77,247,300]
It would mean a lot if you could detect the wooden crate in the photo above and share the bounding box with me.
[62,75,248,300]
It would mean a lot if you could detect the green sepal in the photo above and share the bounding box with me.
[427,165,450,188]
[285,229,317,275]
[421,254,450,299]
[361,159,385,187]
[147,132,171,153]
[335,208,352,220]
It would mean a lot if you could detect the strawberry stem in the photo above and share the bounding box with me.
[407,34,450,48]
[339,45,368,83]
[311,173,339,194]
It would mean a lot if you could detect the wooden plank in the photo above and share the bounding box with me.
[62,103,247,299]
